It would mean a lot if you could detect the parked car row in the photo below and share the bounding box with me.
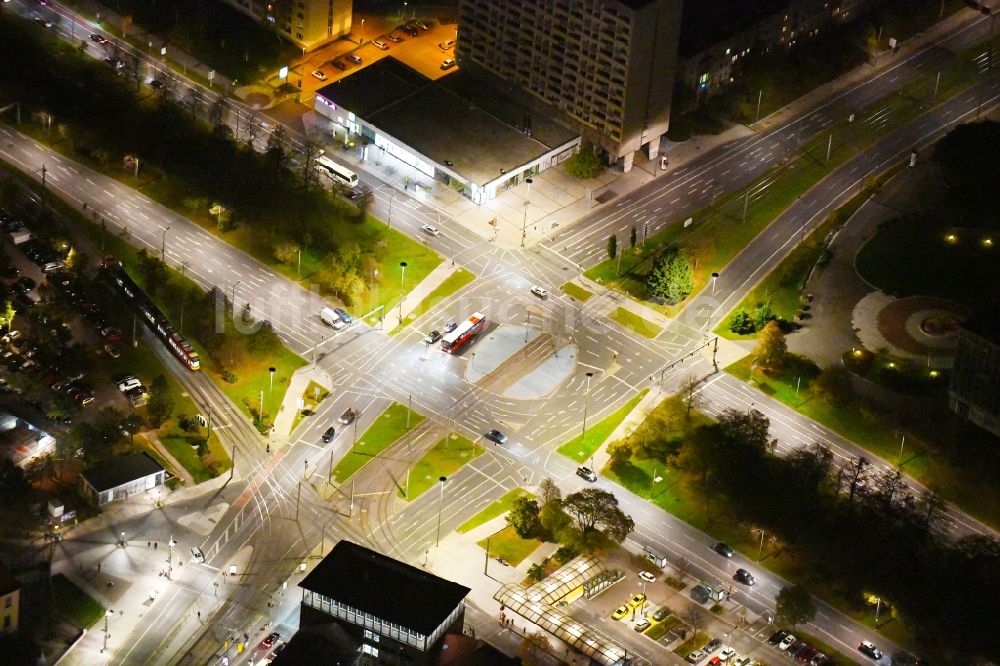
[766,630,835,665]
[116,374,149,407]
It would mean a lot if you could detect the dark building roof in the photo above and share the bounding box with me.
[679,0,789,57]
[300,541,470,635]
[315,57,428,118]
[0,566,22,597]
[81,452,164,492]
[270,622,358,666]
[961,305,1000,345]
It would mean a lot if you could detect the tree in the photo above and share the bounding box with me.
[519,631,551,666]
[507,497,542,539]
[753,320,788,370]
[539,500,572,540]
[679,374,703,419]
[147,375,175,427]
[728,309,755,334]
[607,440,632,470]
[273,241,299,265]
[629,226,637,249]
[753,301,774,331]
[811,365,852,405]
[0,300,15,333]
[136,249,167,297]
[718,408,771,451]
[607,234,617,260]
[526,562,545,583]
[564,149,604,179]
[775,585,816,628]
[865,24,880,64]
[646,248,694,304]
[561,488,635,544]
[537,477,561,506]
[681,604,703,634]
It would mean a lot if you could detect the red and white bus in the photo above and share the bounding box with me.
[441,312,486,354]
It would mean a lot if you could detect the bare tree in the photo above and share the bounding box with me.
[874,467,906,515]
[674,556,692,581]
[537,477,561,506]
[845,455,869,509]
[302,139,319,188]
[681,604,703,635]
[209,97,229,129]
[245,112,262,148]
[679,374,703,419]
[187,88,203,120]
[921,492,945,530]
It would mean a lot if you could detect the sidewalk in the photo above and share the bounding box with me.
[272,364,334,437]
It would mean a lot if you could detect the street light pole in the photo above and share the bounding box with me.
[161,226,170,263]
[398,261,408,324]
[435,476,447,547]
[581,372,594,438]
[711,272,719,295]
[231,280,242,312]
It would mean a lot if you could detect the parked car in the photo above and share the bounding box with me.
[372,39,388,50]
[733,568,755,585]
[484,429,507,444]
[611,605,629,621]
[768,629,790,645]
[627,592,646,609]
[413,19,430,30]
[530,285,548,299]
[718,646,736,661]
[347,54,362,64]
[321,426,336,444]
[101,326,123,343]
[330,59,346,71]
[858,640,882,660]
[387,33,403,43]
[638,571,656,583]
[651,606,670,622]
[401,24,419,37]
[705,638,722,652]
[258,632,280,650]
[687,650,707,664]
[338,408,357,425]
[778,634,797,651]
[333,308,353,324]
[733,658,753,666]
[797,646,818,663]
[440,58,456,70]
[711,542,735,558]
[311,69,328,81]
[424,330,442,344]
[576,466,597,482]
[633,618,651,632]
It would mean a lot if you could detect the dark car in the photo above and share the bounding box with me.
[768,629,790,645]
[704,638,722,653]
[333,308,353,324]
[413,19,430,30]
[338,408,357,425]
[89,33,109,44]
[711,542,735,558]
[797,646,818,663]
[347,54,362,64]
[14,277,36,294]
[484,429,507,444]
[1,265,19,280]
[259,631,280,650]
[733,568,755,585]
[576,466,597,482]
[424,330,442,344]
[322,426,336,443]
[858,641,883,661]
[387,33,403,43]
[401,24,419,36]
[787,640,807,655]
[330,59,346,71]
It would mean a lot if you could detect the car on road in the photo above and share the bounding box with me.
[733,568,755,585]
[858,640,883,660]
[35,17,53,28]
[190,547,205,563]
[89,33,109,44]
[311,69,328,81]
[443,320,457,333]
[484,429,507,444]
[259,632,280,650]
[768,629,789,645]
[711,542,735,558]
[718,646,736,661]
[441,58,456,70]
[633,618,651,632]
[611,605,629,621]
[333,307,353,324]
[687,650,707,664]
[338,408,357,425]
[638,571,656,583]
[424,330,442,344]
[530,285,548,299]
[347,54,362,64]
[321,426,336,443]
[576,466,597,482]
[372,39,389,50]
[627,592,646,609]
[421,224,440,236]
[778,634,797,651]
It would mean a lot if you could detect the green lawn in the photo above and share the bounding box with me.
[400,434,482,500]
[331,403,426,483]
[215,343,306,435]
[476,525,543,566]
[291,380,330,434]
[610,307,662,338]
[457,488,534,534]
[51,574,104,629]
[672,631,710,657]
[726,356,1000,529]
[557,389,649,463]
[560,281,594,302]
[387,268,475,332]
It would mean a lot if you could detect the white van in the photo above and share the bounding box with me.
[320,307,345,330]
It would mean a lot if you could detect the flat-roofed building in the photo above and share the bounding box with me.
[80,453,165,506]
[950,307,1000,437]
[456,0,683,172]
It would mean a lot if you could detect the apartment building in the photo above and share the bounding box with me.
[0,568,21,636]
[457,0,683,172]
[217,0,353,50]
[950,307,1000,438]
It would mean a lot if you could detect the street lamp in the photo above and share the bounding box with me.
[398,261,408,324]
[711,272,719,295]
[269,366,276,395]
[161,226,170,263]
[101,610,114,653]
[119,530,126,547]
[435,476,447,547]
[231,280,242,311]
[581,372,594,438]
[520,178,533,248]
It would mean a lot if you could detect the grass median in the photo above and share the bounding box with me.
[457,488,534,534]
[560,281,594,302]
[51,574,104,629]
[610,307,662,338]
[557,389,648,463]
[400,434,482,500]
[386,267,475,333]
[331,402,425,483]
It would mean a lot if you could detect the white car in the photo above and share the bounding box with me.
[421,224,440,236]
[190,547,205,563]
[778,634,797,651]
[638,571,656,583]
[718,647,736,661]
[372,39,388,50]
[117,378,142,393]
[311,69,328,81]
[441,58,456,70]
[530,285,548,299]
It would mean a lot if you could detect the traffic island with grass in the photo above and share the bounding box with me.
[457,488,534,534]
[557,389,648,463]
[477,525,543,567]
[330,402,426,483]
[290,380,330,434]
[610,307,662,339]
[386,267,475,333]
[399,434,482,500]
[560,281,594,302]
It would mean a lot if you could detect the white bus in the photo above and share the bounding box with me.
[315,156,359,187]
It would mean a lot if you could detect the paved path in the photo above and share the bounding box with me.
[143,431,195,487]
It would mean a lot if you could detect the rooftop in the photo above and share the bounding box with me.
[679,0,789,57]
[316,59,576,186]
[300,540,469,636]
[81,452,164,492]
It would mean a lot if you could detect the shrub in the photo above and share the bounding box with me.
[729,309,755,334]
[564,149,605,179]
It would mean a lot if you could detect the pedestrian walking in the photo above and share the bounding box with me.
[197,611,201,621]
[147,541,151,547]
[154,541,158,550]
[97,562,101,572]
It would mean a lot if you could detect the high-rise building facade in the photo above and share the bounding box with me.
[217,0,353,50]
[457,0,683,172]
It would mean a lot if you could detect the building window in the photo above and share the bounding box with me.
[3,597,10,609]
[3,615,9,629]
[362,644,379,657]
